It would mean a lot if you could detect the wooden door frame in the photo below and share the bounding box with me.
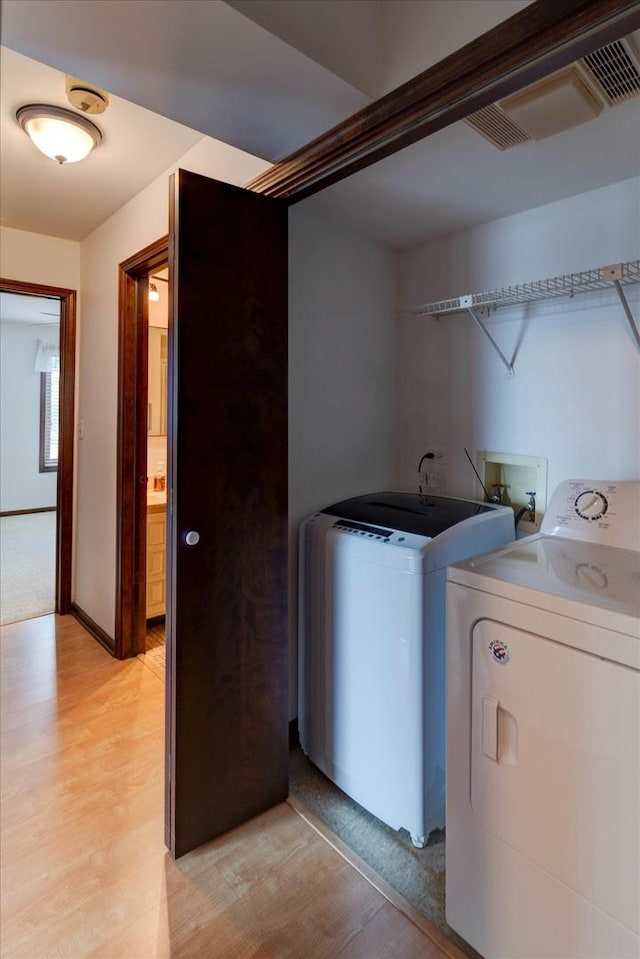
[115,237,168,659]
[0,277,76,614]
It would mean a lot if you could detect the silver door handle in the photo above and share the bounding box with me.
[185,530,200,546]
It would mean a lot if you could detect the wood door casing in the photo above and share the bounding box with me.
[167,170,288,858]
[117,237,168,659]
[0,277,76,614]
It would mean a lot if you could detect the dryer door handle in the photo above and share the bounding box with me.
[482,697,519,765]
[497,705,519,765]
[482,696,499,762]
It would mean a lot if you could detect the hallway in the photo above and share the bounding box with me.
[0,614,465,959]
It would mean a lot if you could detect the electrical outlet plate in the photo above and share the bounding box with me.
[477,450,548,536]
[419,447,449,493]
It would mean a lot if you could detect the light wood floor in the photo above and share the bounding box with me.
[0,614,467,959]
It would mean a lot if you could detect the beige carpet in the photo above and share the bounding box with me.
[0,512,56,625]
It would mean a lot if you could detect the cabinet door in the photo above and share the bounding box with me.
[166,170,288,858]
[146,510,166,618]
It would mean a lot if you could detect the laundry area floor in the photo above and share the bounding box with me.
[289,749,473,956]
[138,626,470,954]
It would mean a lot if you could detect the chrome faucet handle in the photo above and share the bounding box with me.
[525,492,536,522]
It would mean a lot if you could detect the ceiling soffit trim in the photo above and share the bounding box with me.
[245,0,640,204]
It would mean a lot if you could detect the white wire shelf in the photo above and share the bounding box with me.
[404,260,640,374]
[408,260,640,317]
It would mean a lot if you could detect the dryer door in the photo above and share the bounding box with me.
[471,620,639,934]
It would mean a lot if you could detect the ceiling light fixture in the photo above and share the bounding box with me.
[149,283,160,302]
[16,104,102,165]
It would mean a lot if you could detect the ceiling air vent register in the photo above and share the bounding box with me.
[582,38,640,104]
[464,35,640,150]
[464,104,531,150]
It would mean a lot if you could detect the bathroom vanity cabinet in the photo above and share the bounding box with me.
[146,497,166,619]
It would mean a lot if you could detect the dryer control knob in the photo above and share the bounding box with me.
[574,489,608,522]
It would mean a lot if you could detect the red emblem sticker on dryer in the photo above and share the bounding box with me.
[489,639,510,665]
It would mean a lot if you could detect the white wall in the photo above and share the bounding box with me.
[75,137,271,636]
[289,208,396,715]
[0,227,81,290]
[396,177,640,506]
[0,321,59,511]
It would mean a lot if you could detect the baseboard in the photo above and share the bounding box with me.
[71,603,115,656]
[289,718,300,751]
[0,506,56,517]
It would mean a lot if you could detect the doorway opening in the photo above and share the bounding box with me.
[143,267,169,678]
[0,279,76,625]
[116,236,168,660]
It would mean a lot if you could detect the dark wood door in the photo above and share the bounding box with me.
[166,170,288,858]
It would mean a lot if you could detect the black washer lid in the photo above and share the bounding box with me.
[322,491,494,538]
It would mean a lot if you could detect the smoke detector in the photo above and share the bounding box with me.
[65,76,109,115]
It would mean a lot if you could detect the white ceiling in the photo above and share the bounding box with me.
[299,91,640,249]
[0,47,203,241]
[0,0,638,249]
[0,291,61,325]
[0,0,372,162]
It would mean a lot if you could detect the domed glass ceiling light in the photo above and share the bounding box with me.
[16,104,102,165]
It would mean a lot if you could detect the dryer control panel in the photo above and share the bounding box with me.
[541,480,640,551]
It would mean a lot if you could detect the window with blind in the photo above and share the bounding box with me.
[39,355,60,472]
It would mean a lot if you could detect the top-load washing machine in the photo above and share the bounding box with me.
[298,490,514,847]
[446,479,640,959]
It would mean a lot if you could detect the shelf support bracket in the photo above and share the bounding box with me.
[467,307,514,376]
[613,279,640,351]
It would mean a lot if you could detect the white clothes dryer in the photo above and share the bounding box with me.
[446,479,640,959]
